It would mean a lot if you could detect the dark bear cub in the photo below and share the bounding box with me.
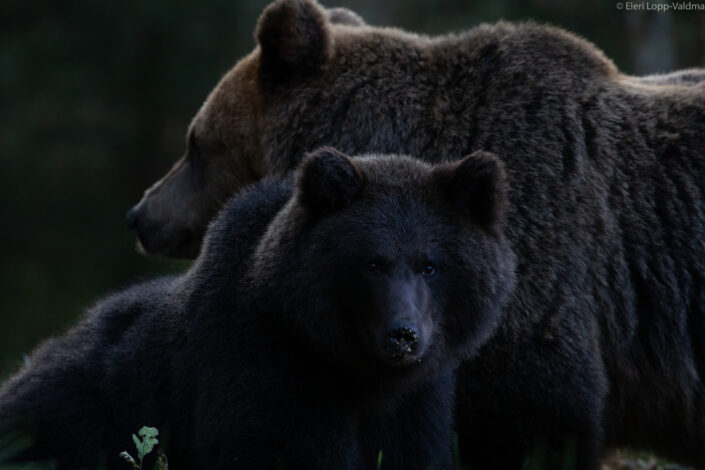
[0,148,516,469]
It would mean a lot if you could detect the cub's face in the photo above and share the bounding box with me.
[126,1,367,258]
[250,148,516,378]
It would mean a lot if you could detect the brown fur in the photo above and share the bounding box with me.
[126,2,704,259]
[635,67,705,86]
[125,4,705,466]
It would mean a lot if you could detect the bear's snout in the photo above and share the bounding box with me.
[365,276,432,366]
[380,322,422,366]
[384,324,419,361]
[125,205,140,229]
[125,200,201,259]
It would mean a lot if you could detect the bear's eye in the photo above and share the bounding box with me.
[365,259,384,273]
[422,263,437,277]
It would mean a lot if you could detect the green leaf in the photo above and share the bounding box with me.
[135,426,159,461]
[155,449,169,470]
[120,450,139,469]
[138,427,159,440]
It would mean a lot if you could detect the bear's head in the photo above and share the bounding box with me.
[247,148,516,387]
[126,0,368,258]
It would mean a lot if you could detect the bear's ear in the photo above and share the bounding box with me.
[296,147,363,216]
[327,7,366,26]
[434,150,508,228]
[255,0,331,82]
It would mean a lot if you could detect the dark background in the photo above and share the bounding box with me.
[0,0,704,380]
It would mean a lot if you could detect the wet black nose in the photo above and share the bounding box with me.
[384,325,419,360]
[125,206,140,229]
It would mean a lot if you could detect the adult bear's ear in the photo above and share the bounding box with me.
[327,7,366,26]
[435,150,508,228]
[296,147,363,216]
[255,0,331,83]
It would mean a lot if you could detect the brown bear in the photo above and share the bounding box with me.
[124,1,705,468]
[0,149,516,469]
[125,1,705,259]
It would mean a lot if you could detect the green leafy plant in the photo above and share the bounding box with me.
[119,426,167,470]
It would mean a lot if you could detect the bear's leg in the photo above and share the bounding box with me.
[0,337,119,467]
[359,370,456,470]
[454,335,606,470]
[191,380,363,470]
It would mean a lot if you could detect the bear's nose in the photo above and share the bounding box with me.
[384,325,419,360]
[125,206,140,229]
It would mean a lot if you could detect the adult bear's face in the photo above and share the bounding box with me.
[126,2,368,258]
[250,148,516,378]
[125,52,265,259]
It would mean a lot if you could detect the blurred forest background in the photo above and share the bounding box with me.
[0,0,704,381]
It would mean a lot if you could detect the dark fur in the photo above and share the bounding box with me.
[126,1,705,468]
[327,7,365,27]
[636,68,705,86]
[0,150,515,469]
[126,1,705,260]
